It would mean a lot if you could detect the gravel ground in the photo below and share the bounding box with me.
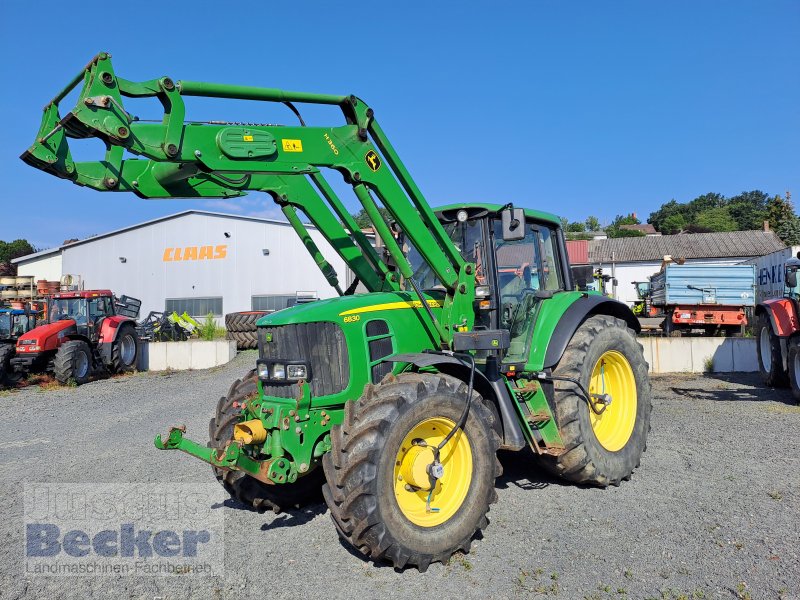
[0,352,798,600]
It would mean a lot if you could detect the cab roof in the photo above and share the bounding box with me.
[434,202,562,227]
[52,290,113,299]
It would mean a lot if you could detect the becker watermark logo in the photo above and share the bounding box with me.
[23,483,224,576]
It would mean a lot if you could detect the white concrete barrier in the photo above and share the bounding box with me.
[639,337,757,374]
[138,340,237,371]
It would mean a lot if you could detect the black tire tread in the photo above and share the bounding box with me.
[111,323,139,372]
[224,312,268,334]
[0,343,20,387]
[322,372,502,571]
[208,369,323,513]
[756,313,789,387]
[53,340,92,385]
[540,315,652,487]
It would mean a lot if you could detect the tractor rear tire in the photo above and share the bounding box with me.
[111,324,139,373]
[756,313,788,387]
[786,343,800,404]
[322,373,502,571]
[539,315,651,487]
[208,370,323,513]
[0,343,21,388]
[54,340,92,385]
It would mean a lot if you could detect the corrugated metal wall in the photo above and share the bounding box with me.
[60,213,348,319]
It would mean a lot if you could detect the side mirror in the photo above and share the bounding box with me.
[501,208,526,241]
[786,268,798,289]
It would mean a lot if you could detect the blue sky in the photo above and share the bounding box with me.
[1,0,797,249]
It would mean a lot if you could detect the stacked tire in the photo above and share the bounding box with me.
[225,311,268,350]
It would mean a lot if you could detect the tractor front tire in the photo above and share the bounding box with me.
[54,340,92,385]
[756,313,788,387]
[111,324,139,373]
[541,315,651,487]
[0,343,21,388]
[208,370,323,513]
[322,373,502,571]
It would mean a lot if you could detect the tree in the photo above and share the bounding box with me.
[776,216,800,245]
[660,213,688,235]
[585,216,601,231]
[351,207,392,229]
[0,239,36,276]
[727,190,770,230]
[0,239,35,264]
[566,221,586,233]
[767,192,800,245]
[606,214,645,238]
[694,207,737,232]
[649,190,775,234]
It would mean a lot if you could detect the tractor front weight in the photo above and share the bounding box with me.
[155,380,335,485]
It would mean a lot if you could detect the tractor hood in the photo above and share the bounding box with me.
[16,320,76,352]
[256,291,447,328]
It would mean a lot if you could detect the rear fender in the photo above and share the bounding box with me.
[98,317,135,364]
[542,295,640,369]
[757,299,800,337]
[386,353,526,451]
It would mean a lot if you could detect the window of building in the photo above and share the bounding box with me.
[251,295,297,312]
[165,297,223,317]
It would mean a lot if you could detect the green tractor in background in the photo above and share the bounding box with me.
[22,54,652,571]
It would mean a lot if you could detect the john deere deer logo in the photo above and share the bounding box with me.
[365,150,381,172]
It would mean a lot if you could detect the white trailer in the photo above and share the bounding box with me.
[746,246,800,304]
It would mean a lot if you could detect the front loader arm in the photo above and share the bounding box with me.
[22,52,476,346]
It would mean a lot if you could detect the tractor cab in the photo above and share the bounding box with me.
[408,204,570,361]
[48,291,116,343]
[784,257,800,298]
[0,309,39,342]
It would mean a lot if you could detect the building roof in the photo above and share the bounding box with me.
[589,230,786,263]
[12,210,316,264]
[11,246,62,264]
[566,240,589,265]
[619,223,658,235]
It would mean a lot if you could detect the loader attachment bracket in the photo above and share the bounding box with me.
[154,425,294,485]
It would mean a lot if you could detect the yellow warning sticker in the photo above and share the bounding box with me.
[242,135,254,142]
[282,139,303,152]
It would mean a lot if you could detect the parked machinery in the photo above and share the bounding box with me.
[11,290,141,385]
[755,256,800,402]
[0,307,41,387]
[650,264,756,336]
[22,53,653,570]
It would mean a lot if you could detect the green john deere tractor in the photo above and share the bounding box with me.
[22,53,652,571]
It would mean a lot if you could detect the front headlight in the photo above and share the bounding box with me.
[286,364,307,379]
[257,360,309,383]
[271,363,286,380]
[257,362,270,380]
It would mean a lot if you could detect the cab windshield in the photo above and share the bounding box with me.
[0,313,10,338]
[50,298,88,323]
[407,219,485,290]
[787,265,800,297]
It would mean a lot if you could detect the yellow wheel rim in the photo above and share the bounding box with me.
[393,417,473,527]
[588,350,638,452]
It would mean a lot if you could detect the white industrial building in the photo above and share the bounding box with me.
[12,211,351,319]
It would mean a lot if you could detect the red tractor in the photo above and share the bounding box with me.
[756,256,800,402]
[11,290,141,385]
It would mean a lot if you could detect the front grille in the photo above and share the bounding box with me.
[366,319,394,383]
[257,322,349,398]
